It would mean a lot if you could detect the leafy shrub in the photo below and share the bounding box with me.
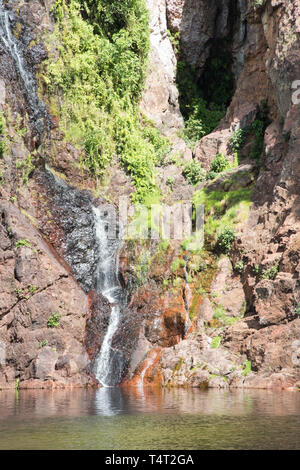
[16,239,32,248]
[260,262,279,280]
[206,171,218,181]
[171,258,181,273]
[29,285,37,294]
[242,360,252,376]
[45,0,168,203]
[198,39,235,109]
[176,59,229,145]
[183,160,206,185]
[230,128,246,154]
[183,100,225,144]
[211,336,221,349]
[253,264,260,275]
[210,153,230,174]
[253,0,265,8]
[228,100,270,162]
[216,227,236,254]
[235,260,245,273]
[16,154,34,185]
[47,313,60,328]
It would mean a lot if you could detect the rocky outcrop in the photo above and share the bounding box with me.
[123,0,300,391]
[141,0,184,135]
[167,0,247,78]
[0,200,96,389]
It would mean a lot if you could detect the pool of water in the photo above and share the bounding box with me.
[0,387,299,450]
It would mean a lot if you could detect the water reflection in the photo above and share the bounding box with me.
[0,387,299,420]
[93,388,125,417]
[0,388,299,449]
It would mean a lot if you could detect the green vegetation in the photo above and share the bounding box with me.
[253,264,260,275]
[171,258,182,273]
[182,160,206,185]
[16,239,32,248]
[253,0,265,8]
[249,119,266,161]
[216,227,236,254]
[295,303,300,316]
[16,154,34,185]
[229,100,270,163]
[193,186,253,248]
[182,153,233,185]
[168,29,180,56]
[47,313,60,328]
[242,360,252,377]
[177,40,234,146]
[44,0,169,203]
[182,97,225,146]
[211,336,221,349]
[210,153,230,174]
[156,239,170,254]
[205,153,233,181]
[166,177,174,188]
[29,285,37,294]
[212,304,243,326]
[235,260,245,274]
[135,247,152,287]
[260,262,279,281]
[230,128,246,154]
[39,340,49,348]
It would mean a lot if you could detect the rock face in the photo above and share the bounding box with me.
[0,201,95,389]
[0,0,300,392]
[36,168,98,293]
[122,0,300,391]
[0,0,111,390]
[166,0,247,78]
[141,0,184,135]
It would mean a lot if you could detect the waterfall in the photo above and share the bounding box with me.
[0,2,46,131]
[93,206,125,387]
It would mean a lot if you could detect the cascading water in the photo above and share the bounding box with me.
[0,2,46,131]
[42,167,128,387]
[93,206,126,387]
[0,1,130,388]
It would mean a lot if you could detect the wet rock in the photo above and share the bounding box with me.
[130,284,189,348]
[37,168,98,292]
[85,291,111,361]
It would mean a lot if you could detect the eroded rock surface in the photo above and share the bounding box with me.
[0,201,96,389]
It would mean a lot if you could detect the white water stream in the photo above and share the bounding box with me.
[0,2,45,126]
[92,207,124,387]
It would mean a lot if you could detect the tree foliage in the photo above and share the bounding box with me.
[45,0,168,202]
